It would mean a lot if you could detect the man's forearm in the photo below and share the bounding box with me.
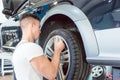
[51,50,61,78]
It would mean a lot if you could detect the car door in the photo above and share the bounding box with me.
[84,0,120,65]
[93,8,120,64]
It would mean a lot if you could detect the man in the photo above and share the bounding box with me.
[12,13,65,80]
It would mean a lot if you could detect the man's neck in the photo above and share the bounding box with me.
[22,36,34,42]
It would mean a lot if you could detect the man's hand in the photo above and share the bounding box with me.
[54,36,65,53]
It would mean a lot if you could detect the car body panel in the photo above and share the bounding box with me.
[95,28,120,58]
[87,27,120,65]
[40,4,87,25]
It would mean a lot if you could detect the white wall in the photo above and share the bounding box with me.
[0,0,7,23]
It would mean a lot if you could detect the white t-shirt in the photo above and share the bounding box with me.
[12,40,43,80]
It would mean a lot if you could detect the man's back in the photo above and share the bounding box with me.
[12,40,43,80]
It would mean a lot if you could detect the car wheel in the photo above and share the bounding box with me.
[43,29,90,80]
[91,66,106,80]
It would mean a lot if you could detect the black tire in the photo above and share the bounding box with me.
[39,21,64,47]
[43,29,90,80]
[81,63,91,80]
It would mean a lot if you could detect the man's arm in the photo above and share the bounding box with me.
[30,37,65,80]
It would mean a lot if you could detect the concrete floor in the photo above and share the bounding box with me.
[0,73,13,80]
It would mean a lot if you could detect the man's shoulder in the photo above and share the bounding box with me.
[24,42,40,48]
[17,41,39,47]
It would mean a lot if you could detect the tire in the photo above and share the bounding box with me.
[81,63,91,80]
[91,66,106,80]
[43,29,90,80]
[39,21,64,47]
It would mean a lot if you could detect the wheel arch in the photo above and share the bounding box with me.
[39,4,99,61]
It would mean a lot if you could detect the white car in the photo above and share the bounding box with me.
[1,0,120,80]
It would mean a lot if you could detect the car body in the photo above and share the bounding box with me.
[1,0,120,80]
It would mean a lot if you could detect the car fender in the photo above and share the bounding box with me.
[40,4,98,58]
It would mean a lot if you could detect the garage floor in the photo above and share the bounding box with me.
[0,73,13,80]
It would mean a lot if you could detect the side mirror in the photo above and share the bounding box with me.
[2,8,13,16]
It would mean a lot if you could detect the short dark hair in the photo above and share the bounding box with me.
[20,13,40,22]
